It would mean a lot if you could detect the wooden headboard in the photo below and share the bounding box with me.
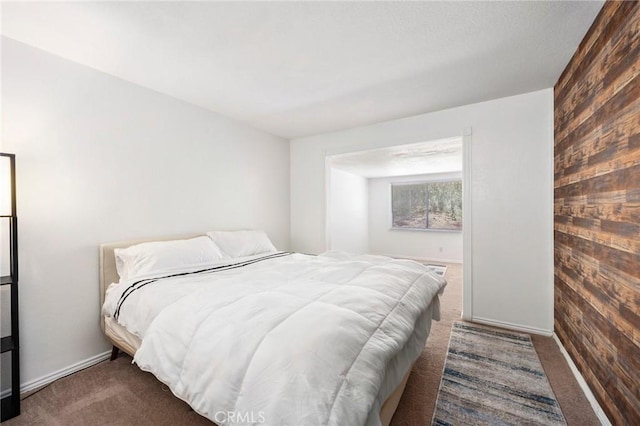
[99,233,202,331]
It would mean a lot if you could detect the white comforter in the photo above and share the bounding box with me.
[103,252,446,426]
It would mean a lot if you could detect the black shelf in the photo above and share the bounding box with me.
[1,336,15,353]
[1,395,19,422]
[0,153,19,422]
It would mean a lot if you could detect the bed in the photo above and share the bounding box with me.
[99,232,446,426]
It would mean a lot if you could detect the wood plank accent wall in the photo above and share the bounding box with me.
[554,1,640,424]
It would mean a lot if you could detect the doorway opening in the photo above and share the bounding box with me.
[325,132,472,320]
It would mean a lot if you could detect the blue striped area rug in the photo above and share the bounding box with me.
[432,322,566,425]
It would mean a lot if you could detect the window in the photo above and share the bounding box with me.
[391,180,462,230]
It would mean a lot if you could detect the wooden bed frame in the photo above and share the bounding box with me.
[99,233,414,425]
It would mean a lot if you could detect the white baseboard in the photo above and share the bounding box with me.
[16,350,111,396]
[552,334,611,426]
[471,316,553,336]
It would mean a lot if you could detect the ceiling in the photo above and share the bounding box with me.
[330,137,462,178]
[1,1,603,139]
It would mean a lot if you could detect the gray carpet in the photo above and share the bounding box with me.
[432,322,566,425]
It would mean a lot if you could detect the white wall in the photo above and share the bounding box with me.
[1,38,290,388]
[328,167,368,254]
[368,173,462,262]
[290,89,554,334]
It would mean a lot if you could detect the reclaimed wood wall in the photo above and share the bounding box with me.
[554,1,640,424]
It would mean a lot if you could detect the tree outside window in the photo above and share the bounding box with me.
[391,180,462,230]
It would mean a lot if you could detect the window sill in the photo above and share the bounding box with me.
[389,227,462,233]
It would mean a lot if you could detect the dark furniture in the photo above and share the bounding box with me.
[1,153,19,421]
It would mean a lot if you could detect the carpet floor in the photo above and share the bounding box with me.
[6,263,600,425]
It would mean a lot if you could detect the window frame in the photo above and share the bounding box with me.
[389,178,462,232]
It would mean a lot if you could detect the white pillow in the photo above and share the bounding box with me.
[114,236,227,280]
[206,230,277,258]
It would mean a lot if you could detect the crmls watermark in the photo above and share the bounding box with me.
[213,411,266,424]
